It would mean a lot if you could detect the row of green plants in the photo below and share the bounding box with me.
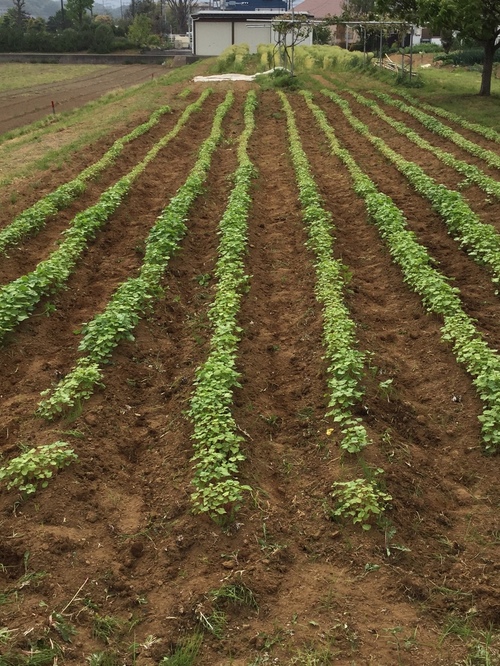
[302,91,500,453]
[0,104,172,255]
[36,90,233,420]
[214,44,251,73]
[396,89,500,145]
[188,91,258,520]
[434,48,500,67]
[257,44,370,73]
[326,90,500,291]
[373,91,500,172]
[278,90,369,455]
[0,90,212,345]
[0,441,77,497]
[348,90,500,201]
[280,90,392,530]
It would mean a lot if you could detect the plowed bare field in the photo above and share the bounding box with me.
[0,65,161,135]
[0,74,499,665]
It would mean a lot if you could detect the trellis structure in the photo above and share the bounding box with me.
[330,20,417,78]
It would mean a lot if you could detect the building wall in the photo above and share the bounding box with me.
[193,18,313,56]
[234,22,272,52]
[195,22,233,56]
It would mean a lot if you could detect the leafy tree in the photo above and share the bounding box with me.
[418,0,500,95]
[340,0,382,51]
[124,0,164,33]
[47,10,71,31]
[439,26,454,54]
[24,21,56,51]
[92,21,114,51]
[341,0,376,20]
[26,16,47,32]
[376,0,418,22]
[94,13,113,24]
[0,7,26,51]
[66,0,94,29]
[376,0,500,95]
[124,0,156,19]
[272,12,313,74]
[128,13,152,45]
[59,25,93,49]
[313,23,332,44]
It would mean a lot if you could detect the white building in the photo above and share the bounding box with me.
[191,10,313,56]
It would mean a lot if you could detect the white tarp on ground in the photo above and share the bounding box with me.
[193,68,287,82]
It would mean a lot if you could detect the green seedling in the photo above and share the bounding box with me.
[159,632,203,665]
[0,441,77,496]
[331,472,392,530]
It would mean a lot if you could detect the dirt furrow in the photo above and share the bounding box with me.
[0,94,223,284]
[0,66,162,135]
[0,89,247,662]
[311,89,500,352]
[291,90,500,639]
[0,92,226,441]
[0,82,499,666]
[336,90,500,231]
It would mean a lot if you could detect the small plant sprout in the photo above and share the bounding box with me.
[331,472,392,530]
[378,378,395,402]
[159,632,203,665]
[0,441,77,497]
[209,583,258,609]
[195,604,227,639]
[195,273,211,286]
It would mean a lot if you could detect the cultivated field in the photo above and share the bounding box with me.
[0,64,162,135]
[0,62,499,665]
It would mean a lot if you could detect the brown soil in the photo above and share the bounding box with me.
[0,80,499,665]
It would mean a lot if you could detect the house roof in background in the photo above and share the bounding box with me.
[294,0,343,18]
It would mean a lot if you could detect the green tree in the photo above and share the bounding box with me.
[376,0,500,96]
[272,12,313,74]
[313,23,332,44]
[0,7,26,51]
[92,21,114,51]
[66,0,94,29]
[128,13,152,45]
[124,0,165,34]
[342,0,376,19]
[47,10,72,32]
[341,0,381,51]
[418,0,500,96]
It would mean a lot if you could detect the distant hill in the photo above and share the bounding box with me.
[0,0,125,20]
[0,0,58,19]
